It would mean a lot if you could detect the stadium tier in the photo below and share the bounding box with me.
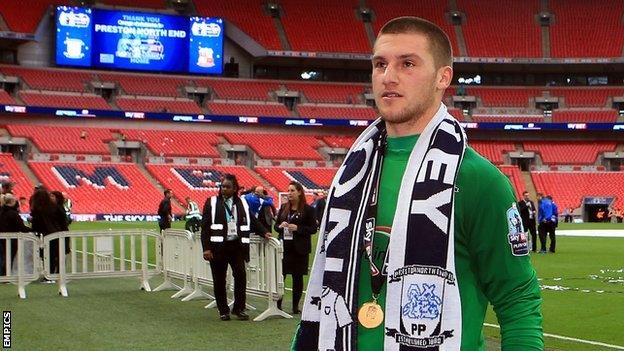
[7,125,114,155]
[285,82,367,104]
[115,96,202,114]
[523,141,617,165]
[321,135,357,149]
[469,141,516,165]
[194,0,281,50]
[145,164,260,206]
[255,166,336,192]
[470,87,540,108]
[0,90,15,105]
[551,110,619,123]
[120,129,221,158]
[199,79,281,101]
[0,66,93,92]
[28,161,169,214]
[531,171,624,210]
[457,0,541,57]
[18,91,111,110]
[0,153,33,212]
[549,0,624,58]
[207,101,291,117]
[297,104,376,120]
[98,0,166,9]
[98,73,192,97]
[224,133,323,160]
[499,165,526,198]
[280,0,369,53]
[369,0,459,55]
[471,115,544,123]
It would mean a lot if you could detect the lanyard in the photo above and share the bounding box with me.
[363,129,389,298]
[223,199,235,222]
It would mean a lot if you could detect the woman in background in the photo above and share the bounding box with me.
[274,181,317,314]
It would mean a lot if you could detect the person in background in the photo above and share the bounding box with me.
[538,195,558,253]
[274,181,317,314]
[244,185,274,219]
[200,174,271,321]
[0,194,31,275]
[184,196,202,232]
[310,191,327,229]
[158,189,173,231]
[62,192,73,225]
[31,189,68,277]
[517,191,538,252]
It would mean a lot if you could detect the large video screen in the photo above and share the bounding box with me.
[55,7,224,75]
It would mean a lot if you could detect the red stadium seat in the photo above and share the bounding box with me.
[7,125,114,155]
[198,79,280,101]
[498,165,526,199]
[469,141,516,165]
[0,153,33,213]
[1,65,94,92]
[286,82,367,104]
[524,141,617,165]
[532,171,624,210]
[224,133,324,161]
[0,0,52,33]
[19,91,111,110]
[120,129,221,158]
[297,104,377,120]
[207,101,291,117]
[116,96,202,114]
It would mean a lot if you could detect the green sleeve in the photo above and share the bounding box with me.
[463,158,544,350]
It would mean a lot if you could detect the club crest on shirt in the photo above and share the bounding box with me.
[507,204,529,256]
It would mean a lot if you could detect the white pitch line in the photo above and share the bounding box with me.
[484,323,624,350]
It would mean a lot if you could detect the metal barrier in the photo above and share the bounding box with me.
[0,233,41,299]
[42,230,160,297]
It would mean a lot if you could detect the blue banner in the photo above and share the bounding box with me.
[188,17,224,74]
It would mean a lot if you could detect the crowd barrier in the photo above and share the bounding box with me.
[1,229,291,321]
[0,233,41,298]
[159,229,291,321]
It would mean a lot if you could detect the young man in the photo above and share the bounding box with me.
[157,189,173,231]
[538,195,558,253]
[200,174,271,321]
[292,17,543,351]
[517,191,538,252]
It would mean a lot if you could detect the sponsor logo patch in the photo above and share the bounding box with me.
[507,203,529,256]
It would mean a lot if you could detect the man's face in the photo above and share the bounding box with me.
[523,193,530,201]
[372,32,449,126]
[221,180,235,198]
[255,186,264,197]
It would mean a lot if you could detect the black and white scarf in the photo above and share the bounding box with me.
[295,104,467,351]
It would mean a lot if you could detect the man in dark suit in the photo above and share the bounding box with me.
[517,191,537,252]
[157,189,173,231]
[200,174,271,321]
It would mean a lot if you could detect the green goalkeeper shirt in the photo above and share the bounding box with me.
[356,134,543,350]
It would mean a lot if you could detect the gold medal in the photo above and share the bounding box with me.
[358,301,384,328]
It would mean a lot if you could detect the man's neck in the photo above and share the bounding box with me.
[386,102,441,137]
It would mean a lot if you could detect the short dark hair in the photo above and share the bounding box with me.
[164,189,171,196]
[377,16,453,69]
[222,174,240,193]
[522,191,529,195]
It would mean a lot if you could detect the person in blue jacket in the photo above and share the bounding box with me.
[538,195,558,253]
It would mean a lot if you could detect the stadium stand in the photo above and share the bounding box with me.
[145,164,260,205]
[207,101,291,117]
[7,125,114,155]
[0,153,33,212]
[0,90,15,105]
[531,171,624,210]
[97,0,166,9]
[469,141,516,165]
[551,110,619,123]
[194,0,282,50]
[199,79,281,101]
[120,129,221,158]
[279,0,369,53]
[98,73,191,97]
[286,82,366,104]
[471,87,540,107]
[499,165,526,198]
[224,133,324,160]
[297,104,376,120]
[255,166,336,192]
[115,96,202,114]
[28,161,166,214]
[551,88,624,107]
[369,0,459,55]
[0,66,92,92]
[321,135,357,149]
[18,91,111,110]
[0,0,52,33]
[471,115,544,123]
[457,0,541,57]
[549,0,624,57]
[523,141,617,165]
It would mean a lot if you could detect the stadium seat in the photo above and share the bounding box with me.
[0,0,52,33]
[297,104,377,120]
[0,65,94,92]
[7,125,114,155]
[19,91,111,110]
[28,161,170,214]
[469,141,516,165]
[551,110,618,123]
[120,129,221,158]
[0,153,33,212]
[523,141,617,165]
[198,79,281,101]
[116,96,202,114]
[224,133,324,160]
[532,171,624,210]
[99,73,192,97]
[285,82,367,104]
[321,135,357,149]
[255,167,336,192]
[207,101,291,117]
[498,165,526,199]
[471,115,544,123]
[0,90,16,105]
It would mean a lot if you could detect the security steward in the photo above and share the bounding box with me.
[200,174,271,321]
[184,196,202,232]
